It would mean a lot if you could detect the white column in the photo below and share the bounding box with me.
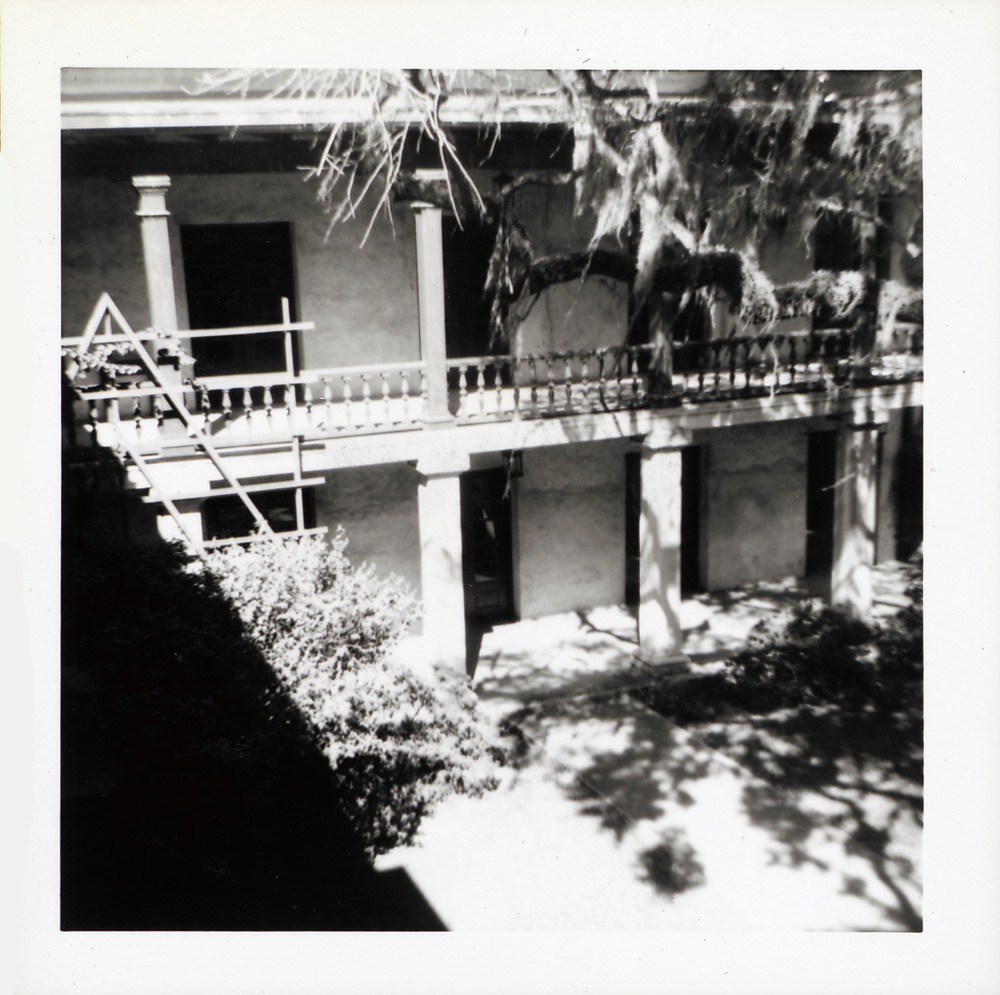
[830,418,883,618]
[416,448,470,671]
[156,510,203,547]
[133,175,183,385]
[636,434,689,671]
[132,175,180,334]
[410,170,453,427]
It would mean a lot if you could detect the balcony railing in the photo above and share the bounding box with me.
[65,306,922,451]
[70,362,428,451]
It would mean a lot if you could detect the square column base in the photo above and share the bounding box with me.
[633,652,691,676]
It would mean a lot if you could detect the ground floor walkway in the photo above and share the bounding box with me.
[377,564,920,930]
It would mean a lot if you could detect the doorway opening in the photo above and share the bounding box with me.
[806,430,838,579]
[460,467,517,627]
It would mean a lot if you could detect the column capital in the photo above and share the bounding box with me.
[132,175,172,218]
[829,406,890,432]
[637,424,693,453]
[408,169,449,211]
[415,448,471,479]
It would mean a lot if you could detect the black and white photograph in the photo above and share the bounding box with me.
[6,2,1000,993]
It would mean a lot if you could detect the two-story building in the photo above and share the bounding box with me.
[61,69,923,674]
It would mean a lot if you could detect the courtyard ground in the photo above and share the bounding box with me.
[377,564,921,930]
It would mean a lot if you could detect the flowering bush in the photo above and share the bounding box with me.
[206,530,505,856]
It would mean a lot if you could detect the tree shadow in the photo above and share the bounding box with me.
[699,705,923,930]
[494,574,922,926]
[506,691,719,898]
[637,578,924,931]
[62,501,446,930]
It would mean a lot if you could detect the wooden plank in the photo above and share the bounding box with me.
[140,476,327,503]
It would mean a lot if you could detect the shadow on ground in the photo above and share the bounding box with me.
[506,691,718,899]
[698,705,923,931]
[62,530,445,931]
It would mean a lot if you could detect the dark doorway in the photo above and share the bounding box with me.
[680,446,703,595]
[894,407,923,561]
[625,446,703,607]
[460,468,516,626]
[181,222,298,377]
[806,430,838,578]
[442,216,496,361]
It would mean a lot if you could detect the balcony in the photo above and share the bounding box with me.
[63,300,923,454]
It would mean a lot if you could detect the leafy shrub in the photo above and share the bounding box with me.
[638,553,923,731]
[725,602,879,712]
[731,554,923,712]
[206,529,505,856]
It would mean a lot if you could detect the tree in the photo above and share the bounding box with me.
[200,69,923,383]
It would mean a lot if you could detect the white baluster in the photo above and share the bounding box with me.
[361,374,372,428]
[400,370,411,425]
[242,387,253,433]
[494,363,504,416]
[263,385,274,425]
[153,393,164,437]
[322,377,333,430]
[458,366,468,419]
[221,387,232,424]
[381,372,391,425]
[476,363,487,417]
[285,382,296,431]
[303,382,314,428]
[564,356,573,411]
[342,376,353,430]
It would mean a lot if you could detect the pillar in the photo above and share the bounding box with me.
[156,509,203,548]
[132,176,180,333]
[636,432,690,671]
[415,448,470,671]
[132,175,183,384]
[829,416,883,618]
[410,170,453,426]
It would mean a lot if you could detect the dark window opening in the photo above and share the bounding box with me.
[443,216,498,362]
[181,222,298,378]
[201,488,315,542]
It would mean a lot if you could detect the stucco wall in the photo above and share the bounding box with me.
[313,463,423,600]
[62,178,152,335]
[62,173,421,368]
[516,440,628,617]
[512,180,629,355]
[702,421,808,590]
